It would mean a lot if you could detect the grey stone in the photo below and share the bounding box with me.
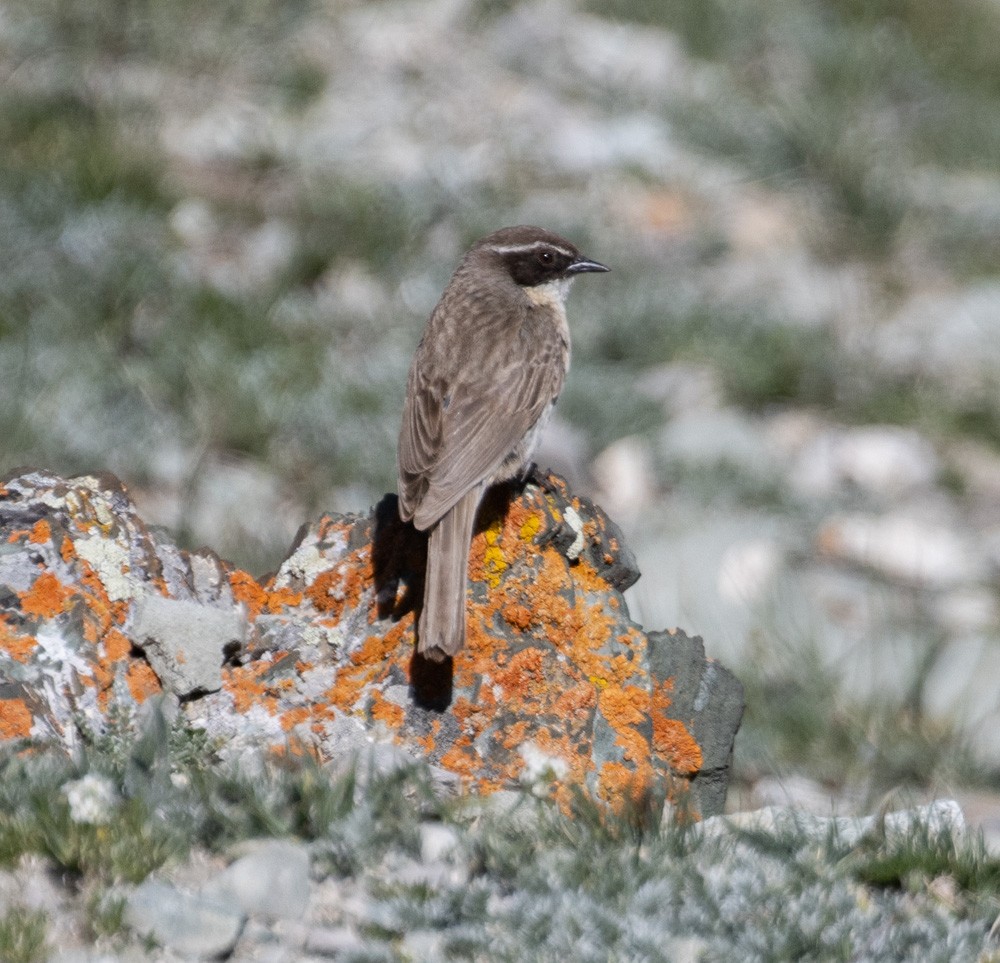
[203,840,311,921]
[132,593,246,696]
[419,823,461,864]
[49,954,122,963]
[664,937,710,963]
[125,878,244,959]
[704,799,966,848]
[401,929,447,960]
[816,510,985,587]
[789,424,939,499]
[302,924,366,955]
[647,629,745,818]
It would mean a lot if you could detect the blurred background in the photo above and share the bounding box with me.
[3,0,1000,815]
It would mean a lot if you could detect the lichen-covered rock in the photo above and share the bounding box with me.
[0,468,743,817]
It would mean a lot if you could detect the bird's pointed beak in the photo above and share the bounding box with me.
[567,257,610,275]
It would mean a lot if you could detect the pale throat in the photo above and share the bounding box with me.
[523,277,573,310]
[522,277,573,354]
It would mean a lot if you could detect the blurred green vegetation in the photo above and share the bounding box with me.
[3,0,999,529]
[0,907,48,963]
[593,0,1000,198]
[0,711,996,958]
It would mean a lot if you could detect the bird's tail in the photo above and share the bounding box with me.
[418,487,481,661]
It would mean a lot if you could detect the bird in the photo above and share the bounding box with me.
[397,225,609,662]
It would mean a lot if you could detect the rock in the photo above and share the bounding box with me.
[647,630,745,818]
[301,924,366,956]
[636,362,724,416]
[203,840,311,921]
[419,823,461,864]
[716,537,784,605]
[789,425,939,499]
[933,588,999,636]
[752,774,855,814]
[659,408,777,481]
[705,799,966,849]
[132,593,244,697]
[816,510,985,587]
[871,282,1000,386]
[0,468,743,817]
[663,936,711,963]
[124,878,244,959]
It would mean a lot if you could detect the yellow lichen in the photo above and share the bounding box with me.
[477,518,508,588]
[519,513,541,541]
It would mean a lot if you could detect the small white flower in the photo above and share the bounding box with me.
[62,774,117,825]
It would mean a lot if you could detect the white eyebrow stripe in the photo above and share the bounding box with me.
[486,240,575,258]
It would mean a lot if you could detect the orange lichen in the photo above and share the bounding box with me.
[125,661,162,703]
[554,682,596,718]
[269,739,312,760]
[493,647,546,697]
[28,520,51,544]
[353,628,399,668]
[279,705,315,733]
[450,695,490,742]
[77,562,115,633]
[0,699,33,740]
[325,618,415,717]
[19,572,73,619]
[500,601,532,631]
[305,552,374,621]
[60,537,76,563]
[230,570,268,619]
[597,760,655,810]
[519,551,576,630]
[99,631,131,677]
[598,684,651,767]
[265,585,303,613]
[597,760,633,799]
[0,619,37,663]
[224,663,277,715]
[652,680,703,774]
[598,681,646,725]
[497,719,530,751]
[653,717,703,774]
[369,691,405,729]
[326,667,367,713]
[438,735,480,778]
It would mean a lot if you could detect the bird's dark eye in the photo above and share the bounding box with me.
[537,249,554,266]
